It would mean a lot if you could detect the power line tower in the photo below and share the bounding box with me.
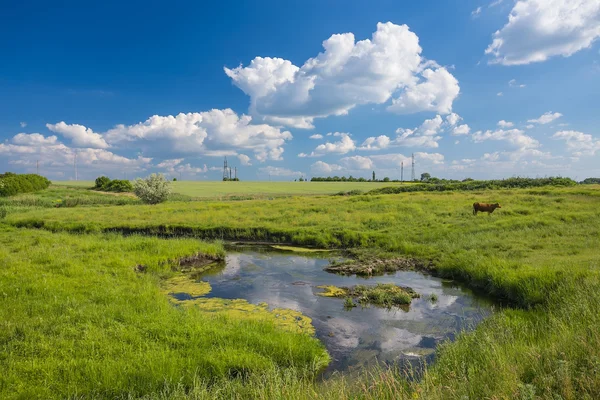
[401,161,404,183]
[411,153,415,182]
[234,167,237,180]
[223,157,229,180]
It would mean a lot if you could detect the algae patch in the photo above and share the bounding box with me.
[271,245,331,253]
[317,283,420,309]
[161,274,212,297]
[174,297,315,335]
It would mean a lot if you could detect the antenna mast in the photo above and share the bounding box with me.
[223,157,228,180]
[401,161,403,183]
[411,153,415,181]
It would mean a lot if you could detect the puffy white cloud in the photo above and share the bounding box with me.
[97,109,290,162]
[237,154,252,166]
[225,22,460,128]
[486,0,600,65]
[358,135,391,151]
[46,121,110,149]
[527,111,563,124]
[340,155,374,170]
[552,130,600,156]
[393,115,444,148]
[300,133,356,157]
[453,124,471,135]
[445,112,461,126]
[526,124,535,129]
[258,166,303,177]
[497,120,514,128]
[156,159,184,169]
[309,134,323,139]
[12,133,58,146]
[472,128,540,149]
[370,152,444,168]
[310,161,343,174]
[387,67,460,115]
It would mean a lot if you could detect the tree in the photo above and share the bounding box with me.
[383,177,390,182]
[372,171,376,181]
[133,174,171,205]
[94,176,111,189]
[420,172,431,182]
[173,178,177,181]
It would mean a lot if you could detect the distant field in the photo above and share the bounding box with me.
[53,180,413,198]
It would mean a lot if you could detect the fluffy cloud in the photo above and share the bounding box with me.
[340,155,374,170]
[12,133,58,146]
[358,135,391,151]
[387,67,460,115]
[0,133,151,178]
[258,166,303,177]
[310,161,343,174]
[453,124,471,135]
[497,120,514,128]
[225,22,460,128]
[237,154,252,166]
[299,133,356,157]
[156,159,184,169]
[472,128,540,149]
[77,109,292,162]
[309,134,323,139]
[47,121,110,149]
[393,115,444,148]
[552,130,600,156]
[486,0,600,65]
[527,111,563,124]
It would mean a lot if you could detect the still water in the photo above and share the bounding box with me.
[173,246,495,374]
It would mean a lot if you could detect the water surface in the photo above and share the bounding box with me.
[173,246,494,374]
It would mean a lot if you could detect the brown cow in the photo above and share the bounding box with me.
[473,202,501,215]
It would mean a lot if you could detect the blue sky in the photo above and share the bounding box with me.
[1,0,599,181]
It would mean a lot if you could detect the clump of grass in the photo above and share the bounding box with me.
[317,283,419,308]
[429,293,438,303]
[343,297,357,309]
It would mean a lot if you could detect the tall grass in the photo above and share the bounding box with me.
[0,227,327,399]
[3,184,600,398]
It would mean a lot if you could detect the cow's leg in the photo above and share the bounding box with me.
[473,208,477,215]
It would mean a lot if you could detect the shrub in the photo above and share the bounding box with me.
[581,178,600,184]
[94,176,111,189]
[133,174,171,204]
[104,180,133,193]
[0,173,51,197]
[173,178,177,181]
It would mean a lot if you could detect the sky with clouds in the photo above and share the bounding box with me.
[1,0,599,181]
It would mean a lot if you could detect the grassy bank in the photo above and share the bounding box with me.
[0,227,328,399]
[2,184,600,398]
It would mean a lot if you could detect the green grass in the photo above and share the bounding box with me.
[3,184,600,399]
[0,227,328,399]
[317,283,420,308]
[53,180,417,199]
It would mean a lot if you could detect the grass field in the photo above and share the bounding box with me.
[52,180,414,198]
[2,184,600,399]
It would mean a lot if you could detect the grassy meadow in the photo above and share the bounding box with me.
[1,183,600,399]
[52,180,414,198]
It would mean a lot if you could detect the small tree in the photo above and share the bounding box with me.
[420,172,431,182]
[133,174,171,205]
[372,171,376,181]
[95,176,111,189]
[173,177,177,181]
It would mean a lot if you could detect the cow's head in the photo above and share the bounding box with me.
[494,203,502,208]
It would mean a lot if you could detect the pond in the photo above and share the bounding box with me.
[170,245,495,375]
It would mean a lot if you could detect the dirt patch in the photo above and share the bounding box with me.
[324,257,428,277]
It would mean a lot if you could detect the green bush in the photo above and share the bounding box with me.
[94,176,111,189]
[0,173,51,197]
[133,174,171,204]
[581,177,600,184]
[104,179,133,193]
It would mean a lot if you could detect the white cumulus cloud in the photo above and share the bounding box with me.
[497,120,514,128]
[46,121,110,149]
[309,134,323,140]
[472,128,540,149]
[358,135,391,151]
[552,130,600,156]
[528,111,563,124]
[300,133,356,157]
[310,161,343,174]
[225,22,460,128]
[486,0,600,65]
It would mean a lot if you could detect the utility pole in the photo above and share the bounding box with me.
[234,167,237,180]
[401,161,404,183]
[411,153,415,182]
[223,157,228,180]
